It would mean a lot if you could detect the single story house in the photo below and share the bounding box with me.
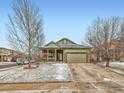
[41,38,91,63]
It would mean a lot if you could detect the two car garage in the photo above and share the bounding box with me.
[66,52,88,63]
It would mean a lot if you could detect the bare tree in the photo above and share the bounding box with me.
[7,0,45,67]
[85,17,121,67]
[119,19,124,49]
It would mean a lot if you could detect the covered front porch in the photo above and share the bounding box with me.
[42,49,64,62]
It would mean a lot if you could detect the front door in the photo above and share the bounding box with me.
[57,50,63,61]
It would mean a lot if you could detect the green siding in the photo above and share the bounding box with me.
[57,39,75,45]
[64,49,91,63]
[48,43,57,46]
[67,53,87,63]
[64,49,87,53]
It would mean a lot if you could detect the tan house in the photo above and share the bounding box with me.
[0,48,22,62]
[41,38,91,63]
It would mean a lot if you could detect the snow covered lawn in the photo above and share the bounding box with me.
[101,62,124,70]
[99,62,124,75]
[0,63,73,83]
[110,62,124,70]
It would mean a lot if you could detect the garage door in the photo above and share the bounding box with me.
[66,53,87,63]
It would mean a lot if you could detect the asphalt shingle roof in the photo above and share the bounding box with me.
[42,44,91,49]
[41,38,91,49]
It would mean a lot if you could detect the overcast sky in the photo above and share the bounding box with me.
[0,0,124,48]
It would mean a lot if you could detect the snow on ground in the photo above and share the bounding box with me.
[100,62,124,75]
[102,61,124,70]
[0,63,73,83]
[110,62,124,69]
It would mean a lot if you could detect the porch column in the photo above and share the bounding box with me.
[1,56,3,62]
[47,49,49,62]
[55,49,57,62]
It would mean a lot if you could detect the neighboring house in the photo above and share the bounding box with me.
[91,40,124,62]
[0,48,22,62]
[41,38,91,63]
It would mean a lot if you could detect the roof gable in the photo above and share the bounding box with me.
[56,38,76,45]
[45,41,58,47]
